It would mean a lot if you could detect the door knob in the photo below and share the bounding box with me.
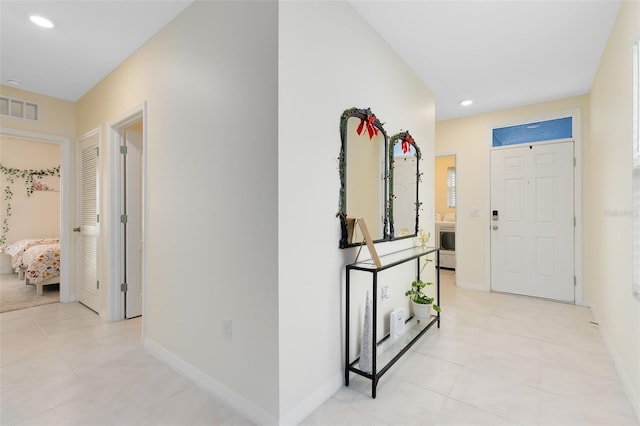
[73,227,81,232]
[492,225,498,230]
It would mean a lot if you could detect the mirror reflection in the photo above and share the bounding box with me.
[338,108,388,248]
[389,131,421,239]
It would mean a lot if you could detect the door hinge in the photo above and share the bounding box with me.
[121,214,128,224]
[120,145,128,155]
[96,147,100,156]
[121,282,128,292]
[97,280,100,289]
[96,214,100,223]
[574,276,577,286]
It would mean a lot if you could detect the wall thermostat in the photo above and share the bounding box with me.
[390,308,406,340]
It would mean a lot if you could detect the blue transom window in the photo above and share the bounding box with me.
[493,117,572,147]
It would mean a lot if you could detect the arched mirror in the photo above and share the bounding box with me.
[338,107,388,248]
[388,131,421,239]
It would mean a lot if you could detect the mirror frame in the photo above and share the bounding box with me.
[338,107,389,248]
[388,131,422,240]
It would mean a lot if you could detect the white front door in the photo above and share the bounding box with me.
[490,141,574,302]
[123,126,143,318]
[78,132,100,312]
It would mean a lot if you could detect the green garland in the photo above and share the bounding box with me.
[389,132,423,235]
[0,163,60,245]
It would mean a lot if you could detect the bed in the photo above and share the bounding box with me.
[21,243,61,296]
[1,238,60,279]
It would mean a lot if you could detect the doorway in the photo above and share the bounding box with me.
[107,105,146,321]
[435,154,456,270]
[490,141,575,302]
[0,128,72,302]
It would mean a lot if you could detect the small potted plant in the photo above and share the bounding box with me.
[405,279,441,320]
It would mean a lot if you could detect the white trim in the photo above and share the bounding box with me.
[590,307,640,423]
[279,374,343,426]
[0,127,72,302]
[105,102,147,327]
[76,127,102,315]
[486,109,583,304]
[144,337,280,426]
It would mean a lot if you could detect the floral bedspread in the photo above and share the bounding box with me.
[0,238,59,269]
[22,243,61,285]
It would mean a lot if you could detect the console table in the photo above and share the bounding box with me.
[345,246,440,398]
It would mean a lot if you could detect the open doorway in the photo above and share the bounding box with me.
[107,105,146,321]
[435,154,456,270]
[0,128,72,311]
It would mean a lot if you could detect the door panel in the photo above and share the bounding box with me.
[124,127,142,318]
[79,134,99,312]
[491,141,574,302]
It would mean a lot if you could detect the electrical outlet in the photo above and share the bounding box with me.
[223,319,232,341]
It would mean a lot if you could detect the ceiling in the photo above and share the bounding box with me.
[0,1,193,101]
[1,1,621,121]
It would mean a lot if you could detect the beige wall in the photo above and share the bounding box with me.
[0,86,76,139]
[588,0,640,413]
[76,1,279,420]
[436,95,589,289]
[0,136,61,272]
[435,155,456,219]
[279,1,436,421]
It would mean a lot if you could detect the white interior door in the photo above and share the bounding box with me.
[490,141,574,302]
[123,127,142,318]
[78,133,100,312]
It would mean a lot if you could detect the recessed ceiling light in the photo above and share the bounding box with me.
[460,100,473,106]
[29,15,54,28]
[7,79,24,87]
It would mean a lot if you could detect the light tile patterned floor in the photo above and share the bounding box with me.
[301,270,640,426]
[0,271,638,425]
[0,301,252,425]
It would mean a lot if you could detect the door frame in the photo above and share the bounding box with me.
[106,103,147,322]
[76,127,102,313]
[486,109,583,305]
[0,127,72,301]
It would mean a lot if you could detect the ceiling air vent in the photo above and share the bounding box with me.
[0,96,39,121]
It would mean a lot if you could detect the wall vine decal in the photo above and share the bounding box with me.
[0,164,60,245]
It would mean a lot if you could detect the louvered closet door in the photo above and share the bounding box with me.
[79,134,100,313]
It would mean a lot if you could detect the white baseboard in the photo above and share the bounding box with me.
[279,373,343,426]
[590,307,640,423]
[144,337,279,426]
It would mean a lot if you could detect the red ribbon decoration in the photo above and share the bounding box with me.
[356,113,379,140]
[401,134,414,154]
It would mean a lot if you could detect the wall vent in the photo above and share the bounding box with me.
[0,96,40,121]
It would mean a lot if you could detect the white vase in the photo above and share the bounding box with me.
[411,301,432,320]
[360,291,373,373]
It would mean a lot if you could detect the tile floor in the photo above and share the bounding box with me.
[0,271,638,425]
[0,301,252,425]
[301,270,640,426]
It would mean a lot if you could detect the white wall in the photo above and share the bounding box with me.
[588,0,640,415]
[278,1,436,421]
[76,1,280,421]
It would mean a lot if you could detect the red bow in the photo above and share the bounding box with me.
[357,113,379,140]
[401,134,414,154]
